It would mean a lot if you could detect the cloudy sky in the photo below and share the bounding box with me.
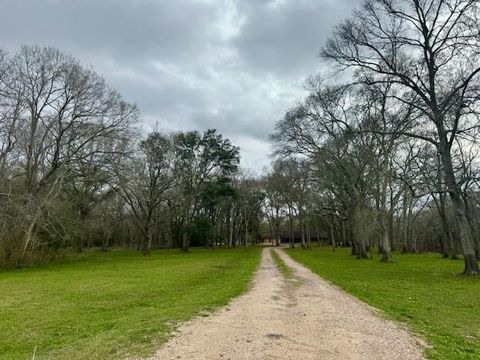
[0,0,359,172]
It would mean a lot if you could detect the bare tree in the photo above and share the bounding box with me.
[1,46,137,259]
[322,0,480,274]
[118,131,174,255]
[263,169,286,247]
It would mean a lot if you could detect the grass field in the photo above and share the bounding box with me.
[270,249,293,279]
[286,247,480,360]
[0,247,261,360]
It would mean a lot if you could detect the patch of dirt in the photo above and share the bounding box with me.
[138,248,425,360]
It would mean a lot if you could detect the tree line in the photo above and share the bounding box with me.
[0,46,264,267]
[266,0,480,275]
[2,0,480,277]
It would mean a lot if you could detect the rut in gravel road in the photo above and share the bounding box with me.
[142,247,426,360]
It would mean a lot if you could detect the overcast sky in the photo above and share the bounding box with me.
[0,0,359,172]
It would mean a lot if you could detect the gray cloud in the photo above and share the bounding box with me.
[0,0,360,170]
[234,0,355,77]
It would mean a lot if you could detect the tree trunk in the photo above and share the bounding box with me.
[23,216,37,260]
[228,208,234,247]
[300,215,306,249]
[244,208,248,246]
[274,208,281,246]
[438,133,479,275]
[439,234,448,258]
[353,203,370,259]
[380,228,392,262]
[377,211,392,261]
[306,216,311,249]
[329,225,335,251]
[314,218,321,247]
[401,191,409,253]
[181,230,189,252]
[462,194,480,260]
[288,207,294,248]
[401,191,415,254]
[22,206,42,260]
[433,159,457,259]
[142,226,152,255]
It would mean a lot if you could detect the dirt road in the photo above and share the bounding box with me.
[143,248,425,360]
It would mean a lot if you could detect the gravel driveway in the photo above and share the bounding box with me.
[142,247,425,360]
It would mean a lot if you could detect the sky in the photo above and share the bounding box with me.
[0,0,359,172]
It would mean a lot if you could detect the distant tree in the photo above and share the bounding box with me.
[199,177,238,247]
[173,129,239,251]
[263,169,287,247]
[118,131,174,255]
[236,176,264,246]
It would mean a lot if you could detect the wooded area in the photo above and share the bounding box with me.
[1,0,480,276]
[269,0,480,275]
[0,46,264,266]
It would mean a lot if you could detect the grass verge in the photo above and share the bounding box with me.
[270,249,293,279]
[0,247,261,360]
[286,247,480,360]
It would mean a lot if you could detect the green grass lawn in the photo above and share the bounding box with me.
[0,247,261,360]
[286,247,480,360]
[271,249,293,279]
